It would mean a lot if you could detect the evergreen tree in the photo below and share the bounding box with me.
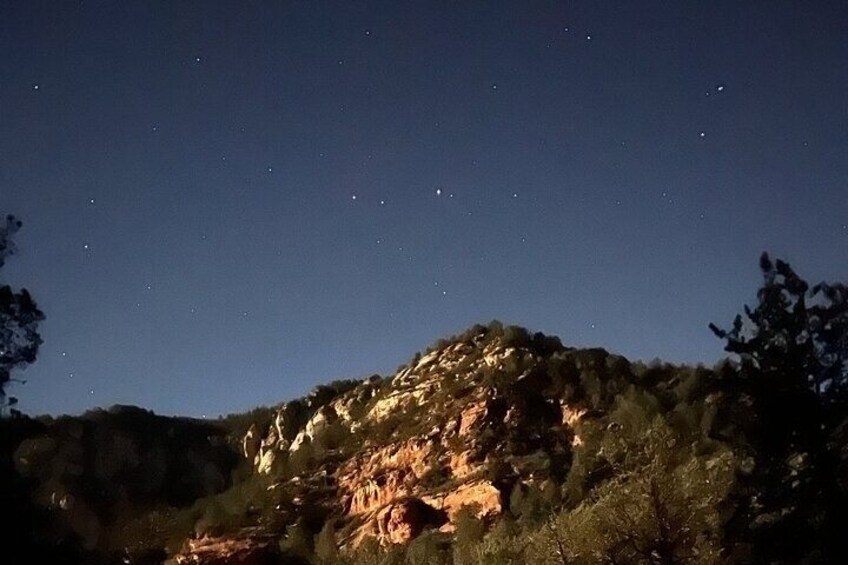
[710,253,848,560]
[0,215,44,412]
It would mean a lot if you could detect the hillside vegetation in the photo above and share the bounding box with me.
[2,255,846,564]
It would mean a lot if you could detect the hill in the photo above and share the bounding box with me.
[3,320,847,564]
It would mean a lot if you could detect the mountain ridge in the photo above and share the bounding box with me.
[4,319,845,564]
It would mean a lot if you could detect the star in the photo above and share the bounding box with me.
[586,34,592,40]
[83,243,90,250]
[512,193,518,198]
[195,56,202,63]
[89,198,96,205]
[267,167,273,173]
[351,194,357,200]
[435,188,442,196]
[699,132,706,138]
[716,84,725,92]
[33,84,39,90]
[68,373,74,379]
[364,30,371,36]
[145,284,152,290]
[380,200,386,206]
[61,351,67,357]
[491,83,498,90]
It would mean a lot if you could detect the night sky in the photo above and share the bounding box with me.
[2,1,846,417]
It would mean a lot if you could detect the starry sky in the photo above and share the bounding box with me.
[2,0,846,417]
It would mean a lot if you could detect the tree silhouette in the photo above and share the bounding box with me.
[0,215,44,411]
[709,252,847,408]
[710,252,848,561]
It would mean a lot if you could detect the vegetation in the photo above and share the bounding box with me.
[1,252,846,563]
[0,215,44,412]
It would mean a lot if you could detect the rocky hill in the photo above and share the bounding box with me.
[5,320,848,564]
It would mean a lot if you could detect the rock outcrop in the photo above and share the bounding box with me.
[231,323,587,549]
[170,529,279,565]
[8,321,740,563]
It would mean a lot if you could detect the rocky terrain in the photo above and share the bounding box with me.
[5,320,848,564]
[165,322,727,562]
[239,330,573,548]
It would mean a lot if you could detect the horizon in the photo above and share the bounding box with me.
[2,0,846,417]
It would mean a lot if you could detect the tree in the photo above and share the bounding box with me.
[0,215,44,412]
[314,520,340,564]
[528,418,733,564]
[452,506,485,565]
[709,253,848,561]
[709,252,847,411]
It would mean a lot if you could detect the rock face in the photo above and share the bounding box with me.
[424,480,502,523]
[234,323,596,548]
[290,405,337,452]
[377,498,446,544]
[6,322,668,561]
[170,529,279,565]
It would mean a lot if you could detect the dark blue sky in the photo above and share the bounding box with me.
[2,0,846,417]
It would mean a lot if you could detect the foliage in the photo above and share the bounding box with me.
[0,215,44,411]
[4,255,847,563]
[710,253,847,404]
[710,253,848,561]
[541,431,731,564]
[314,520,340,563]
[452,506,486,565]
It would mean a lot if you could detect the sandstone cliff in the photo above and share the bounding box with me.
[213,323,609,552]
[4,322,731,564]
